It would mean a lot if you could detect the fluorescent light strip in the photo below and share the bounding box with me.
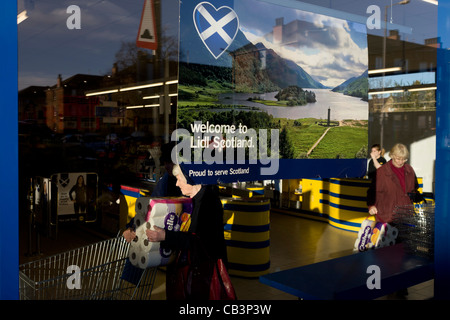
[369,89,404,95]
[86,80,176,96]
[368,67,402,75]
[144,93,178,99]
[17,10,28,24]
[126,104,161,109]
[85,89,119,96]
[119,82,164,92]
[408,86,437,92]
[143,95,160,99]
[126,105,144,109]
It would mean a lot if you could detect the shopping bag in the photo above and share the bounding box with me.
[209,259,237,300]
[166,236,236,300]
[354,216,398,252]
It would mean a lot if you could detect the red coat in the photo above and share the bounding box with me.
[367,160,419,223]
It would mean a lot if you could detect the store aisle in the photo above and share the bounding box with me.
[19,210,434,300]
[148,212,434,300]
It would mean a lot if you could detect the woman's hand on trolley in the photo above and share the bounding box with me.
[122,228,136,243]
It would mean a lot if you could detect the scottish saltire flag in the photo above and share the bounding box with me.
[193,1,239,59]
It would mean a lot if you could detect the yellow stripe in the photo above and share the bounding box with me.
[329,185,369,196]
[329,214,375,232]
[221,199,270,206]
[223,211,270,226]
[328,207,366,220]
[328,197,367,208]
[328,220,356,232]
[226,247,270,265]
[228,269,269,277]
[329,220,360,232]
[224,230,270,242]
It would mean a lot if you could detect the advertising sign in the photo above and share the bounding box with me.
[176,0,369,183]
[53,172,97,220]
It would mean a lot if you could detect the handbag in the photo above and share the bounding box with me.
[354,215,398,252]
[166,236,237,300]
[209,258,237,300]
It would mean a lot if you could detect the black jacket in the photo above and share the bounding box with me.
[162,185,226,262]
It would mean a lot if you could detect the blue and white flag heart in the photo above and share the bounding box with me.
[193,2,239,59]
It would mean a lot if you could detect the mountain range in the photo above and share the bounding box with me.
[331,69,369,101]
[180,25,365,98]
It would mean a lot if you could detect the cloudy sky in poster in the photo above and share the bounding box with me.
[234,0,368,88]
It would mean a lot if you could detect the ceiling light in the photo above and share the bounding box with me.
[85,89,118,96]
[119,82,164,92]
[369,89,404,95]
[143,95,160,99]
[126,105,145,109]
[368,67,402,75]
[408,86,437,92]
[17,10,28,24]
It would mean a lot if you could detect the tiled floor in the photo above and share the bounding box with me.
[19,210,434,300]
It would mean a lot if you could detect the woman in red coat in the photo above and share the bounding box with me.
[367,143,421,223]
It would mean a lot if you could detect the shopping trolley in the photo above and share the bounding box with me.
[19,236,158,300]
[393,203,435,259]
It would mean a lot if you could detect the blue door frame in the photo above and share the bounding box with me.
[1,0,450,300]
[435,1,450,300]
[0,0,19,300]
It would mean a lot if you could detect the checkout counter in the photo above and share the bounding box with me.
[278,177,425,232]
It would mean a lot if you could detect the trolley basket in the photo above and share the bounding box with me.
[19,236,157,300]
[393,203,435,259]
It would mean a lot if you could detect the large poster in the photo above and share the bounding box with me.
[176,0,369,183]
